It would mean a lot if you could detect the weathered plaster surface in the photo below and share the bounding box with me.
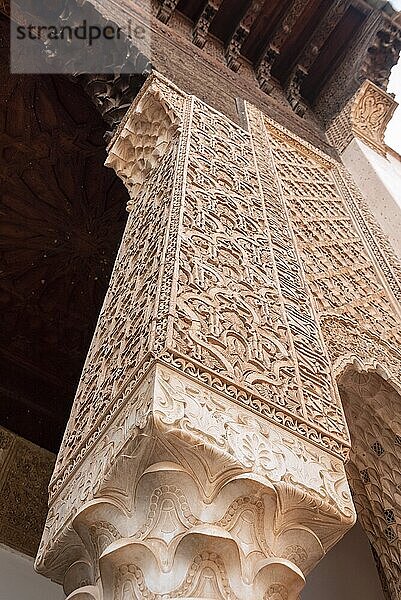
[343,138,401,258]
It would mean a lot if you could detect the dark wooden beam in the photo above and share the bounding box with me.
[304,5,366,104]
[157,0,180,24]
[360,17,401,89]
[193,0,224,48]
[286,0,351,115]
[256,0,314,93]
[241,0,289,62]
[225,0,264,72]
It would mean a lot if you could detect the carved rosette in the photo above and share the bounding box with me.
[326,79,398,155]
[35,73,357,599]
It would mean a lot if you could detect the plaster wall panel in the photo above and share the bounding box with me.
[303,521,386,600]
[0,544,64,600]
[342,138,401,258]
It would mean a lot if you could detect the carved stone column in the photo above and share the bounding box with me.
[35,73,355,600]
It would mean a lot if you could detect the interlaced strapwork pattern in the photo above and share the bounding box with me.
[263,117,401,599]
[172,99,300,414]
[264,118,401,386]
[267,123,396,330]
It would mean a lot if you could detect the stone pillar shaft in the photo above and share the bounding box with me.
[35,73,355,600]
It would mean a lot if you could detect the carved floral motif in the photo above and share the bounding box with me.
[36,364,354,598]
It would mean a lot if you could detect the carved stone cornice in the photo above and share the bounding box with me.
[4,0,401,127]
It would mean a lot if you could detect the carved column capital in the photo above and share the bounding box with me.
[350,79,398,154]
[326,79,398,155]
[35,365,354,599]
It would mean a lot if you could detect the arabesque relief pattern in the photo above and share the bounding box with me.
[247,105,347,444]
[35,73,401,598]
[0,427,54,556]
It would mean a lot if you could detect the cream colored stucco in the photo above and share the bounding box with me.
[0,544,64,600]
[342,138,401,258]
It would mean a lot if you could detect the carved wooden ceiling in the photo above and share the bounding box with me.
[161,0,401,115]
[0,17,129,451]
[2,0,400,127]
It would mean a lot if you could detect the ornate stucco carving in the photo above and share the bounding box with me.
[247,99,401,599]
[36,72,401,599]
[326,79,398,154]
[350,80,398,153]
[49,73,353,509]
[36,73,358,599]
[339,370,401,600]
[36,364,354,598]
[105,80,181,203]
